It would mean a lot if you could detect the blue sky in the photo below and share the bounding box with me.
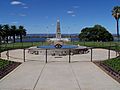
[0,0,120,34]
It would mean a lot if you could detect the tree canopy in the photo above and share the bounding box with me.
[0,24,26,43]
[112,6,120,20]
[79,25,113,42]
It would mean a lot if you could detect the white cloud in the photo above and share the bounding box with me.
[11,1,25,5]
[10,13,27,17]
[67,10,76,17]
[67,10,74,14]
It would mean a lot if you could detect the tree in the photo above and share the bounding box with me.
[2,25,10,43]
[79,25,113,42]
[112,6,120,41]
[79,28,91,41]
[0,25,3,44]
[0,25,6,43]
[18,26,26,42]
[0,24,27,43]
[11,25,17,43]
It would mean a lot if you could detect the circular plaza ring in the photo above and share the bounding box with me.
[28,45,90,56]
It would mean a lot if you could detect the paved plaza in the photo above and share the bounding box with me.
[0,48,120,90]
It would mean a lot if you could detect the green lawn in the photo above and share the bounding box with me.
[103,57,120,72]
[0,42,49,52]
[1,41,120,52]
[68,41,120,50]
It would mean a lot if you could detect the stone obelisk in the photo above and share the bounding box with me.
[56,18,61,39]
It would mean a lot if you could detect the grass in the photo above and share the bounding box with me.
[0,42,49,52]
[103,57,120,73]
[0,41,120,52]
[68,41,120,50]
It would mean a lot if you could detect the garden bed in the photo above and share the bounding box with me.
[94,58,120,83]
[0,59,21,79]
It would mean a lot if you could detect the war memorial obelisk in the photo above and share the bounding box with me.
[56,18,61,39]
[47,18,70,42]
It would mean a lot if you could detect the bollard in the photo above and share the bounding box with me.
[91,48,93,62]
[69,49,71,63]
[108,47,110,60]
[7,50,9,60]
[115,43,118,56]
[23,49,25,62]
[46,49,47,63]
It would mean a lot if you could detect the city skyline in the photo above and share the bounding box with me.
[0,0,120,34]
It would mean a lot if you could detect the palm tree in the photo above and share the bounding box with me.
[0,25,3,44]
[2,24,10,43]
[11,25,17,43]
[0,25,5,43]
[18,26,26,42]
[112,6,120,41]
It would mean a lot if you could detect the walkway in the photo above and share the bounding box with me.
[0,49,120,90]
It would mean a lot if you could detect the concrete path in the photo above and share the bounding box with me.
[71,62,120,90]
[0,62,120,90]
[0,61,45,90]
[0,49,120,90]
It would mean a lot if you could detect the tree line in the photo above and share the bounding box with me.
[0,24,26,43]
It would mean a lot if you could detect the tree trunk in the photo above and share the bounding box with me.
[6,36,8,43]
[20,34,22,42]
[0,36,1,53]
[117,19,119,42]
[13,35,16,43]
